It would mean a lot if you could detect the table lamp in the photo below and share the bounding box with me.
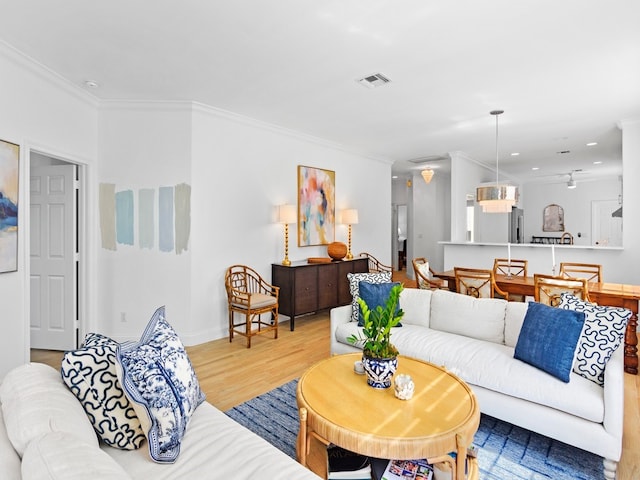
[278,204,296,266]
[341,209,359,260]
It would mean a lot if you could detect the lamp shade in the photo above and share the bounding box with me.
[421,169,434,183]
[278,204,297,224]
[476,185,518,213]
[341,209,359,225]
[476,110,519,213]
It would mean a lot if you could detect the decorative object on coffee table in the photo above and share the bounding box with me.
[394,374,415,400]
[327,241,347,260]
[348,283,404,388]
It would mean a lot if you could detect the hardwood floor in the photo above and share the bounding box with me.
[29,269,640,479]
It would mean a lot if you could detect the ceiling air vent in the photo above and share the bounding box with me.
[357,73,391,89]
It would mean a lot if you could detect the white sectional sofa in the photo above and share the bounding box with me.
[0,363,320,480]
[331,288,626,480]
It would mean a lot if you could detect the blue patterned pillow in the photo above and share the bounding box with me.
[559,293,631,386]
[347,272,392,323]
[514,301,585,383]
[358,281,403,327]
[116,306,205,463]
[61,333,145,450]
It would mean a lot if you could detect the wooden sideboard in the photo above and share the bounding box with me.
[272,258,368,330]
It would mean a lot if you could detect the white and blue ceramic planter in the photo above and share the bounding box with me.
[362,354,398,388]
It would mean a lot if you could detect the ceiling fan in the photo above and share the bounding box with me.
[566,169,584,189]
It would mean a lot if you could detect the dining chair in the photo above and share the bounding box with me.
[359,252,393,274]
[533,273,590,307]
[454,267,509,300]
[225,265,279,348]
[493,258,528,277]
[559,262,602,283]
[412,258,448,290]
[493,258,528,301]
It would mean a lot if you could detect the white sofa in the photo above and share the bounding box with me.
[0,363,320,480]
[331,288,625,480]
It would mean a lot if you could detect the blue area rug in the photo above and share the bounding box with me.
[225,379,603,479]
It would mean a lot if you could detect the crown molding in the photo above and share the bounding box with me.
[191,101,393,165]
[0,39,99,108]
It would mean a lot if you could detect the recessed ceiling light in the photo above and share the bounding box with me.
[510,152,520,156]
[531,167,539,171]
[392,175,398,179]
[587,142,598,146]
[593,161,603,165]
[84,80,99,89]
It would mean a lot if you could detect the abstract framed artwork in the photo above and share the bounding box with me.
[0,139,20,273]
[297,165,335,246]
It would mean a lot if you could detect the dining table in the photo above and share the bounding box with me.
[433,270,640,375]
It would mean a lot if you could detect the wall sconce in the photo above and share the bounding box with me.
[278,204,297,266]
[341,208,359,260]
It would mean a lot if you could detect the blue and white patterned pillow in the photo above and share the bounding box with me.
[559,293,632,386]
[61,333,145,450]
[116,306,205,463]
[347,272,392,323]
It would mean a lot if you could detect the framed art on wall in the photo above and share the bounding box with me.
[543,204,564,232]
[297,165,335,246]
[0,139,20,273]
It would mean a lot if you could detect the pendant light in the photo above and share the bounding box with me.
[421,168,434,184]
[476,110,518,213]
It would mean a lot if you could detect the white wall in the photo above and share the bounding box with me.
[189,105,392,343]
[93,101,393,345]
[523,177,621,245]
[0,42,98,377]
[411,169,451,272]
[97,102,193,341]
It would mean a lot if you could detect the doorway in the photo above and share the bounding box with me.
[29,151,84,350]
[397,205,407,271]
[591,199,623,247]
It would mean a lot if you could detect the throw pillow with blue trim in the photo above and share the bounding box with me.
[358,281,403,327]
[347,272,392,323]
[61,333,145,450]
[116,306,205,463]
[559,293,631,386]
[514,301,585,383]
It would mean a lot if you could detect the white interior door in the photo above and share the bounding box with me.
[30,164,77,350]
[591,199,623,247]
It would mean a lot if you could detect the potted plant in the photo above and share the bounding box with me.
[348,283,404,388]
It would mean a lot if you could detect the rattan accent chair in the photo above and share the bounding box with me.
[493,258,528,301]
[412,257,448,290]
[559,262,602,283]
[359,252,392,274]
[454,267,509,300]
[225,265,279,348]
[533,273,590,307]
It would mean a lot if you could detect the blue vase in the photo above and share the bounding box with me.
[362,354,398,388]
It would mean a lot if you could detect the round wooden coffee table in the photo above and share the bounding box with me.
[296,353,479,479]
